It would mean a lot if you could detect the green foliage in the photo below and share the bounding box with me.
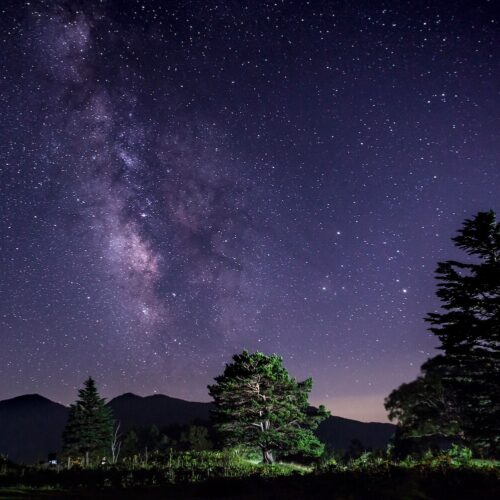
[350,451,386,468]
[1,450,498,499]
[208,351,329,463]
[62,377,114,466]
[447,444,473,467]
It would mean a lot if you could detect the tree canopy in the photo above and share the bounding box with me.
[384,356,461,439]
[426,210,499,353]
[208,351,329,463]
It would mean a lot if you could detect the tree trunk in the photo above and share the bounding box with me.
[262,449,274,464]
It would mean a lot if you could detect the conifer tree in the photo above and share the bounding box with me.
[426,210,499,353]
[62,377,114,466]
[208,351,328,463]
[425,211,500,455]
[386,211,499,456]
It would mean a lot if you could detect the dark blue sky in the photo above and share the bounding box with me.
[0,0,498,421]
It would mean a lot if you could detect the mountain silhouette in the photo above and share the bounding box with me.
[316,414,395,451]
[0,394,69,464]
[108,393,212,430]
[0,393,394,463]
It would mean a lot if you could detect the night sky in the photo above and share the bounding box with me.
[1,0,499,422]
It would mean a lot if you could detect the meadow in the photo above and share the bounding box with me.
[1,448,498,499]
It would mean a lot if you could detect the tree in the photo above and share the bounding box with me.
[426,210,499,353]
[386,211,500,456]
[208,351,329,463]
[425,211,500,455]
[62,377,114,466]
[385,356,461,439]
[180,425,213,451]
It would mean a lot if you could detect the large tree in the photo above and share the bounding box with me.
[208,351,328,463]
[62,377,114,466]
[386,211,500,456]
[426,210,499,353]
[384,356,461,439]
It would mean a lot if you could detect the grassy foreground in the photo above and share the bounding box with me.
[0,451,498,499]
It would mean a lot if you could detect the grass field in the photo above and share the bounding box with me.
[0,451,498,499]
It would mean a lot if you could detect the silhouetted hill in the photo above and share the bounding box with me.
[317,415,395,451]
[108,393,212,430]
[0,395,69,464]
[0,393,395,463]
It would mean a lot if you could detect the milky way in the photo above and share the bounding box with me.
[1,0,499,421]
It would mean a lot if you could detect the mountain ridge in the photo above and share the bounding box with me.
[0,393,395,463]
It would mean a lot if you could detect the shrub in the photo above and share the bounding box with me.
[447,444,473,467]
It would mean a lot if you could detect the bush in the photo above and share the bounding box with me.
[448,445,473,466]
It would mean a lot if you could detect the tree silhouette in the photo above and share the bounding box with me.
[386,211,499,456]
[62,377,114,466]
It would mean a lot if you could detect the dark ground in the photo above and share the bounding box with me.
[0,467,498,500]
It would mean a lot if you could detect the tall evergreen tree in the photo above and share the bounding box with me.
[426,211,499,454]
[62,377,114,466]
[208,351,328,463]
[426,210,499,353]
[386,211,499,456]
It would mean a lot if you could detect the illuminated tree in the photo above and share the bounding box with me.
[208,351,328,463]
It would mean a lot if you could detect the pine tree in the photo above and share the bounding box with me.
[208,351,328,463]
[386,211,500,456]
[62,377,114,466]
[426,210,499,353]
[425,211,500,455]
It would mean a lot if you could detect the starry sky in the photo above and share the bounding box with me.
[0,0,499,422]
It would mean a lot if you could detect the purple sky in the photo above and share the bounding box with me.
[0,0,499,422]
